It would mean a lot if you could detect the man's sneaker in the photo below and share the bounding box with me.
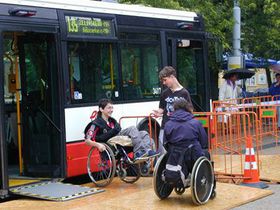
[134,150,148,160]
[146,150,159,158]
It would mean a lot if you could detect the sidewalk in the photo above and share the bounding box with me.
[233,184,280,210]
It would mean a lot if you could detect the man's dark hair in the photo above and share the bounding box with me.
[173,98,193,113]
[159,66,177,80]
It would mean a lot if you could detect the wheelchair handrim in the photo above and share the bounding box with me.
[87,144,116,187]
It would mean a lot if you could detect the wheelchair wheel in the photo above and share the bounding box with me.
[153,154,173,199]
[118,163,141,183]
[191,157,214,205]
[87,144,116,187]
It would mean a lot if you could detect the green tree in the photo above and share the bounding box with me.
[239,0,280,85]
[119,0,183,10]
[240,0,280,59]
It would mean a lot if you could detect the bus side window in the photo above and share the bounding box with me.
[67,42,119,103]
[123,84,143,100]
[120,42,161,100]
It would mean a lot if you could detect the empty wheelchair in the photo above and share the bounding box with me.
[153,145,216,205]
[87,135,157,187]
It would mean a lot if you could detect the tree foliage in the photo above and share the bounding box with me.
[240,0,280,60]
[119,0,183,10]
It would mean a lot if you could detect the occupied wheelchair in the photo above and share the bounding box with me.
[153,145,216,205]
[87,135,158,187]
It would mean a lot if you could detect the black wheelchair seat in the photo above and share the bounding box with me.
[163,145,194,188]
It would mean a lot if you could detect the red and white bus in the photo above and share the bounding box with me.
[0,0,217,198]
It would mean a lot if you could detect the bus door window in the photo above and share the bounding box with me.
[3,36,19,164]
[67,42,119,103]
[176,39,200,95]
[171,39,206,111]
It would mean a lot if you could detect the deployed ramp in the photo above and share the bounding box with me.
[1,178,273,210]
[10,181,104,201]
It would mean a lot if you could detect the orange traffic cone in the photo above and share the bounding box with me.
[242,136,267,188]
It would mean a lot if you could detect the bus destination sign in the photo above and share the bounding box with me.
[65,15,114,37]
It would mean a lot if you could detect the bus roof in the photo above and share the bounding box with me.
[0,0,198,22]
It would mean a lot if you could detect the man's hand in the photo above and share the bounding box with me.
[152,108,164,118]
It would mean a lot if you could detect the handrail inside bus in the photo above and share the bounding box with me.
[38,107,61,132]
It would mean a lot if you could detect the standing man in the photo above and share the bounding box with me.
[269,73,280,128]
[153,66,193,154]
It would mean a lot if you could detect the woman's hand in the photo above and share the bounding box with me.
[85,139,106,152]
[95,142,106,152]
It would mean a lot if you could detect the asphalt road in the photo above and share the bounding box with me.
[233,184,280,210]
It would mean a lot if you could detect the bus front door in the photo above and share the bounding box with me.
[2,32,63,179]
[18,33,62,177]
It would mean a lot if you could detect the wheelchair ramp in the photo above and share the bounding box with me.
[10,181,104,201]
[1,178,274,209]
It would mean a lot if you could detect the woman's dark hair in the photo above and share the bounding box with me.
[97,98,113,117]
[229,73,238,79]
[173,98,193,113]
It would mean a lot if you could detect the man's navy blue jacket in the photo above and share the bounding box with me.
[164,109,208,159]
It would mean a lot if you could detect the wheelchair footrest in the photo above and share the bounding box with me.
[133,153,160,164]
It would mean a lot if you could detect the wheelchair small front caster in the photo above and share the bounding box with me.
[117,168,127,179]
[174,187,185,195]
[140,162,150,176]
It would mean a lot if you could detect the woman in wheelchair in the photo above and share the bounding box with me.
[85,98,158,186]
[84,98,158,159]
[153,98,216,205]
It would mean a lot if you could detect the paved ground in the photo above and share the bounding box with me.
[233,184,280,210]
[233,141,280,210]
